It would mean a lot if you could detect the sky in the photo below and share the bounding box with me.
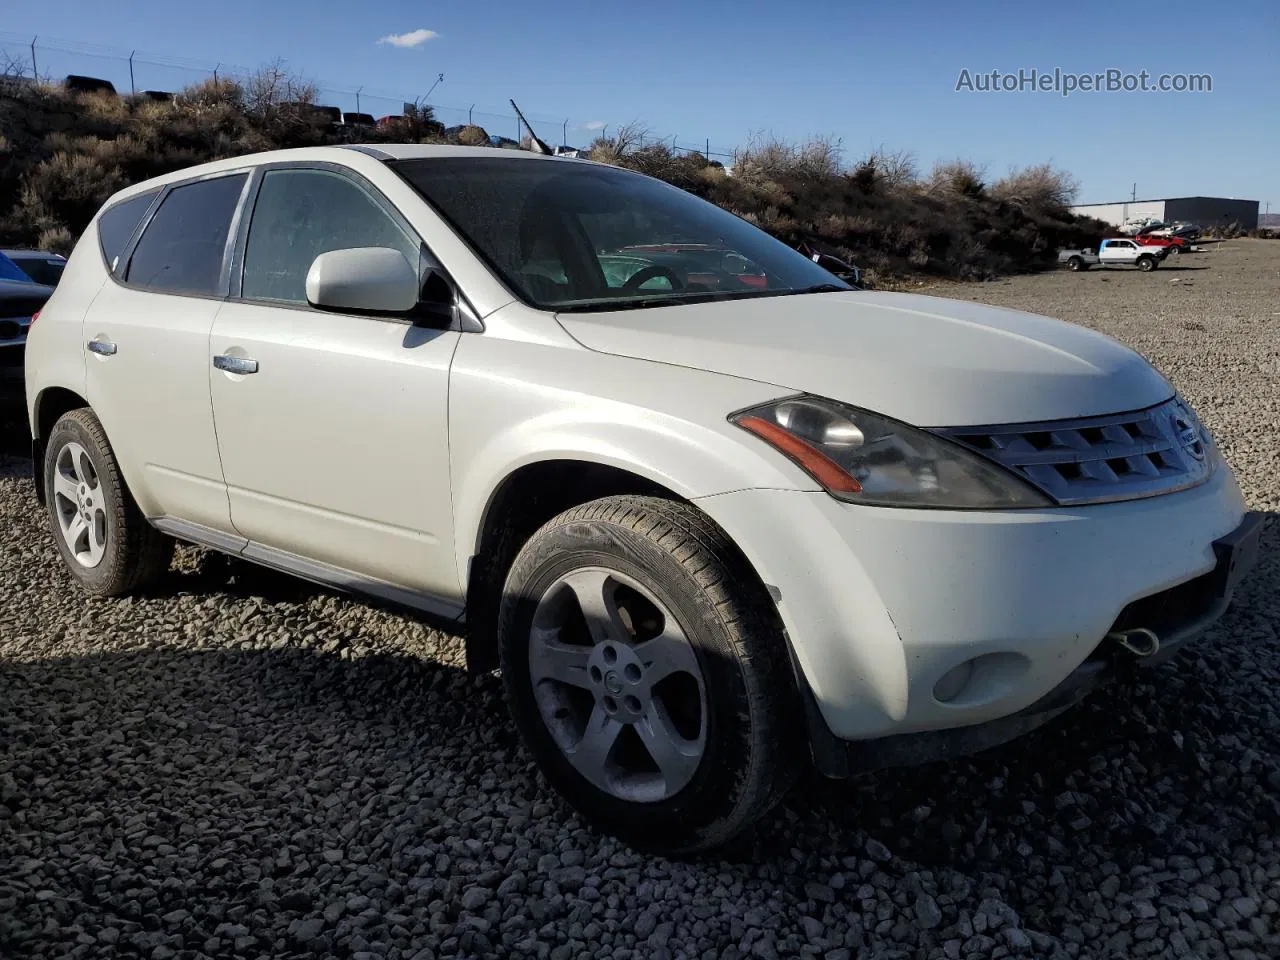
[2,0,1276,208]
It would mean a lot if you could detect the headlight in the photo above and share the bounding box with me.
[731,395,1052,509]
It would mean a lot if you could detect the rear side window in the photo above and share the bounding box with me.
[241,168,418,304]
[14,258,65,287]
[98,190,160,272]
[126,174,248,296]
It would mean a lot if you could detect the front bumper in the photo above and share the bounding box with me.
[695,464,1252,751]
[838,508,1262,771]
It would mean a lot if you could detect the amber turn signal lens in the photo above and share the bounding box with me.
[735,415,862,495]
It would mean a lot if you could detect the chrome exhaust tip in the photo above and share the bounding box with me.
[1107,626,1160,658]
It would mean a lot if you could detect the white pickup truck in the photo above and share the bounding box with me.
[1059,239,1166,272]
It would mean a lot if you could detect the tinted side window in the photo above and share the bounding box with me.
[241,169,418,304]
[126,174,248,296]
[98,190,160,272]
[19,259,66,287]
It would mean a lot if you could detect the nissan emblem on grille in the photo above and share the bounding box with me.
[1171,402,1205,460]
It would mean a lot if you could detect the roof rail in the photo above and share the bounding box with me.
[337,144,394,160]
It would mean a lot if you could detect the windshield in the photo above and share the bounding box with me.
[392,157,851,311]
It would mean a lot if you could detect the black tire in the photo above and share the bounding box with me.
[1137,255,1157,272]
[43,408,174,596]
[498,495,799,854]
[1166,244,1181,255]
[1067,256,1084,271]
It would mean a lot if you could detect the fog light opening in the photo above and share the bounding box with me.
[933,659,976,703]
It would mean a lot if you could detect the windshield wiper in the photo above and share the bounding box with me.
[555,290,745,313]
[791,283,852,295]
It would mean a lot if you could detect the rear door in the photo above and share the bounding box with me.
[208,164,461,606]
[85,171,250,532]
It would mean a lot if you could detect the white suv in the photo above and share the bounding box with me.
[24,145,1261,854]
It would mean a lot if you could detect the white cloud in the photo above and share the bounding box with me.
[377,29,438,48]
[584,121,605,130]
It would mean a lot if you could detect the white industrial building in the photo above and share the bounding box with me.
[1071,196,1259,231]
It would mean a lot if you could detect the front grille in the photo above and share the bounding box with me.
[0,296,46,319]
[938,398,1212,505]
[0,318,28,342]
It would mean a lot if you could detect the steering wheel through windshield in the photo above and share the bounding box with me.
[621,264,685,292]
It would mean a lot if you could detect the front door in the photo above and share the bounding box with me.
[208,166,462,605]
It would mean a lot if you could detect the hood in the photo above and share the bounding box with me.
[556,291,1172,427]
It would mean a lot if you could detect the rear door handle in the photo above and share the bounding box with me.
[87,339,117,356]
[213,355,259,375]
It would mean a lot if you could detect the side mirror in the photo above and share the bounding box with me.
[306,247,421,315]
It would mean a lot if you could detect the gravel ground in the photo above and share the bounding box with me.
[2,240,1278,960]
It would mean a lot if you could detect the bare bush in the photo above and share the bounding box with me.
[733,134,842,182]
[37,225,74,255]
[177,77,243,111]
[588,122,650,164]
[991,163,1079,207]
[928,159,988,198]
[866,147,918,188]
[455,124,490,146]
[241,60,317,117]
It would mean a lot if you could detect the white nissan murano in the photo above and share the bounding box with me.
[24,145,1261,853]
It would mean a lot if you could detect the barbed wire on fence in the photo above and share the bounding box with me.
[0,32,735,160]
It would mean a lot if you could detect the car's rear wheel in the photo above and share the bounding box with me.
[1067,256,1084,271]
[1167,244,1181,255]
[498,495,799,854]
[44,408,173,596]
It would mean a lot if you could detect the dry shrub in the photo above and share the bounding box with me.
[588,122,650,165]
[733,134,842,183]
[929,159,988,198]
[18,151,127,237]
[455,124,490,146]
[991,163,1079,207]
[37,225,74,255]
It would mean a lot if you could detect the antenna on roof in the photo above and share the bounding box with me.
[510,99,553,155]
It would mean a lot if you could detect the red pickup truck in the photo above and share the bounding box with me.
[1130,235,1191,255]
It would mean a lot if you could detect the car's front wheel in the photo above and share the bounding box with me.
[498,495,799,854]
[44,408,173,596]
[1137,254,1158,271]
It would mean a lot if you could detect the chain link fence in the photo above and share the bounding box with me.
[0,32,735,160]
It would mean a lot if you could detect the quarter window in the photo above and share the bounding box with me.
[241,169,419,304]
[126,174,248,296]
[98,189,160,272]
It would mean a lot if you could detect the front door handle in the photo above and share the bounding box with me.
[87,339,117,356]
[213,355,259,375]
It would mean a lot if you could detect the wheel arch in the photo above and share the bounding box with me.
[458,455,838,771]
[462,457,783,666]
[30,385,92,506]
[463,457,678,671]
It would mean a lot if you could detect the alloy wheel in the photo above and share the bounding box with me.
[528,567,708,803]
[52,441,108,568]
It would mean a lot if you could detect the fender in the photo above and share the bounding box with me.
[447,314,820,593]
[451,404,817,593]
